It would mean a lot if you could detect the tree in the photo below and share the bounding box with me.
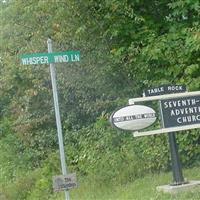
[0,0,199,167]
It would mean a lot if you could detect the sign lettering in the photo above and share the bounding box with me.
[110,105,157,131]
[161,95,200,128]
[21,51,80,65]
[53,173,77,192]
[144,85,186,97]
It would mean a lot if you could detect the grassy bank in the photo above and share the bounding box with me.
[51,167,200,200]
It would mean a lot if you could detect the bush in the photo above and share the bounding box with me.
[64,116,200,184]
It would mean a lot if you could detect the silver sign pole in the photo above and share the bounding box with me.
[47,38,70,200]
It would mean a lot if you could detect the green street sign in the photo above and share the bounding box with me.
[21,51,80,65]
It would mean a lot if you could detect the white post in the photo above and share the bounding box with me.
[47,38,70,200]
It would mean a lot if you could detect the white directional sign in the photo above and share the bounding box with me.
[143,84,186,97]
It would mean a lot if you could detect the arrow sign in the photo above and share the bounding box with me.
[21,51,80,65]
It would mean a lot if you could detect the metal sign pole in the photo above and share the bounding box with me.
[158,100,185,185]
[47,38,70,200]
[168,132,185,185]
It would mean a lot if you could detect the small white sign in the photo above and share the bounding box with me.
[110,105,157,131]
[53,173,77,192]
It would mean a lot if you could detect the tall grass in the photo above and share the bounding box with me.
[51,167,200,200]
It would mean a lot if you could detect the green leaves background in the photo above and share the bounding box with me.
[0,1,199,199]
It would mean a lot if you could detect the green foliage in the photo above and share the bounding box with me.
[26,158,58,200]
[1,0,199,155]
[0,0,200,199]
[177,130,200,166]
[64,117,199,182]
[1,173,37,200]
[63,117,147,181]
[69,167,200,200]
[0,166,53,200]
[64,117,165,180]
[0,149,60,200]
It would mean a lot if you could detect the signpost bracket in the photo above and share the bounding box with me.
[133,124,200,137]
[129,91,200,104]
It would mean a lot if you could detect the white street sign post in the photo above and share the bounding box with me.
[21,39,80,200]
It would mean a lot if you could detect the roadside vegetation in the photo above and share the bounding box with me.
[0,0,200,199]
